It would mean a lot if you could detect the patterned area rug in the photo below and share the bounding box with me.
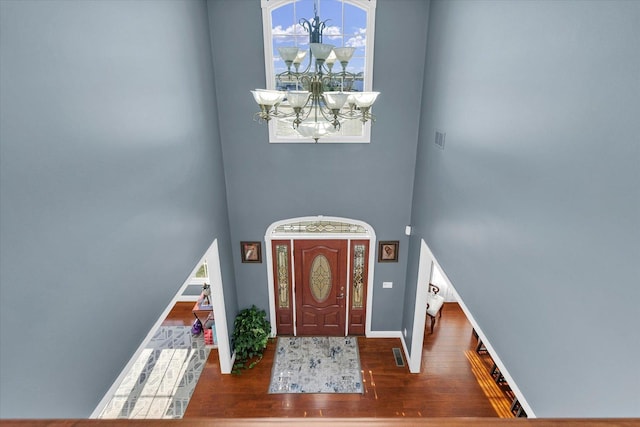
[268,336,363,394]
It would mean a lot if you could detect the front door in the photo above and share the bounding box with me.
[294,240,347,336]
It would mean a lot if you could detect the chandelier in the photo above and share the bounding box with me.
[251,2,379,142]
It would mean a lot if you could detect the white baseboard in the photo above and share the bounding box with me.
[399,334,412,370]
[366,330,402,339]
[226,351,236,375]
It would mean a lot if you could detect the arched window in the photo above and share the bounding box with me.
[260,0,377,143]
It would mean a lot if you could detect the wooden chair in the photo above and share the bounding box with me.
[426,283,445,333]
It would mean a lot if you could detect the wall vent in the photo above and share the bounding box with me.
[435,130,446,149]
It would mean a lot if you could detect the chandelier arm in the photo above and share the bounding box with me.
[299,75,313,93]
[277,71,302,91]
[318,62,333,76]
[316,70,358,92]
[291,97,315,128]
[253,111,268,123]
[335,110,357,120]
[333,104,376,123]
[272,109,298,119]
[264,98,298,119]
[333,110,366,123]
[336,70,358,92]
[320,74,332,92]
[311,100,342,130]
[299,48,314,75]
[316,103,336,122]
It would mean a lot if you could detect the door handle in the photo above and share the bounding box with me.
[337,286,345,299]
[337,293,345,299]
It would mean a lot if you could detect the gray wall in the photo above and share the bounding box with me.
[4,0,636,419]
[0,0,236,418]
[405,0,640,417]
[207,0,429,330]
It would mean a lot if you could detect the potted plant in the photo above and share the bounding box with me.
[232,305,271,374]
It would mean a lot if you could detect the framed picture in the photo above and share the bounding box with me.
[378,241,399,262]
[240,241,262,263]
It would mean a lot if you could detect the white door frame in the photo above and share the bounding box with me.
[264,215,376,337]
[408,239,432,373]
[206,240,233,373]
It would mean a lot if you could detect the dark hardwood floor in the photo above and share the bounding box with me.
[162,302,512,419]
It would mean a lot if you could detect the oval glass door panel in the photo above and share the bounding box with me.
[310,254,332,302]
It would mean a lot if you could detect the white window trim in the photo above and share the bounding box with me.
[260,0,377,144]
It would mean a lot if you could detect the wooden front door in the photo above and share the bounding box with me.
[294,239,347,336]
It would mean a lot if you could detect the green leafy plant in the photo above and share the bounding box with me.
[231,305,271,374]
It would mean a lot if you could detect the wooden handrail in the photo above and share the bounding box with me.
[1,418,639,427]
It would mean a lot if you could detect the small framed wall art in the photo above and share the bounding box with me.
[240,241,262,263]
[378,241,399,262]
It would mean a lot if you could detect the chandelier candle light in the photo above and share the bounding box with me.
[251,2,379,142]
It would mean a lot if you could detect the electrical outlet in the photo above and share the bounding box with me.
[383,281,393,289]
[404,328,407,337]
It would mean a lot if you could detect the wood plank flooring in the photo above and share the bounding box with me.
[162,302,512,419]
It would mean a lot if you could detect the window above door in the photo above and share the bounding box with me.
[260,0,377,143]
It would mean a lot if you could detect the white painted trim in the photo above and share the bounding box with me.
[413,241,536,418]
[229,351,236,372]
[343,239,352,336]
[208,240,233,374]
[91,239,232,417]
[176,295,201,302]
[265,215,376,337]
[364,233,376,337]
[407,239,431,373]
[264,237,278,337]
[290,238,298,336]
[367,330,402,339]
[399,334,411,368]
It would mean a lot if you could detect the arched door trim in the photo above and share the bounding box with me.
[265,215,376,337]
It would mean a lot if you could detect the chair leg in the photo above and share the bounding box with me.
[429,314,436,334]
[490,363,499,378]
[476,339,487,354]
[510,397,521,414]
